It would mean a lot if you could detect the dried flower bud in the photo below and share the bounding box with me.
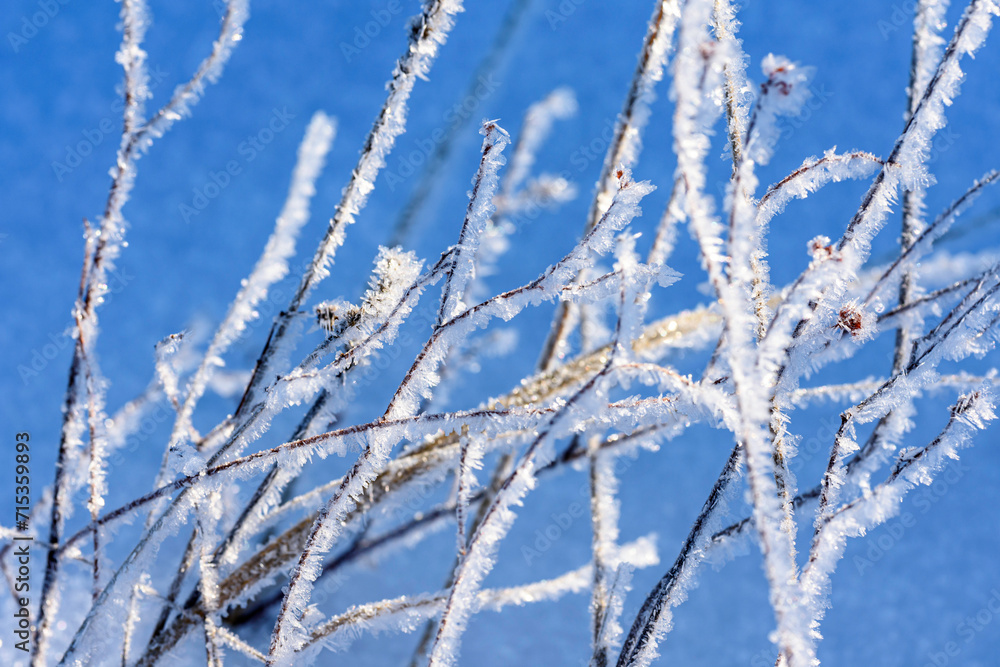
[808,235,836,262]
[834,300,875,340]
[315,299,361,337]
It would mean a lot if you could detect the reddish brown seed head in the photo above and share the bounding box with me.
[837,306,864,336]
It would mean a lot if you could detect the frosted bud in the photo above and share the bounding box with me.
[808,235,836,262]
[760,54,814,113]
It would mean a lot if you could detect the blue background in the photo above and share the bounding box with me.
[2,1,1000,665]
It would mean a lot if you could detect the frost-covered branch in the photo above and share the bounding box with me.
[30,2,1000,666]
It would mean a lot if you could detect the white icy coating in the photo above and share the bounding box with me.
[670,0,815,662]
[295,0,467,303]
[29,2,1000,666]
[183,111,335,419]
[900,0,951,246]
[32,1,253,661]
[799,389,996,642]
[264,173,660,667]
[384,173,661,421]
[196,490,226,664]
[141,0,250,143]
[81,356,111,536]
[503,88,577,196]
[153,332,184,410]
[438,122,511,326]
[454,427,484,555]
[713,0,751,164]
[863,170,1000,308]
[427,211,670,667]
[756,150,884,230]
[589,442,628,664]
[267,247,425,414]
[587,0,681,229]
[911,1,952,113]
[726,54,813,338]
[591,561,636,665]
[762,0,1000,386]
[303,535,658,657]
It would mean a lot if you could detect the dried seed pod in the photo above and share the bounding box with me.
[315,299,360,337]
